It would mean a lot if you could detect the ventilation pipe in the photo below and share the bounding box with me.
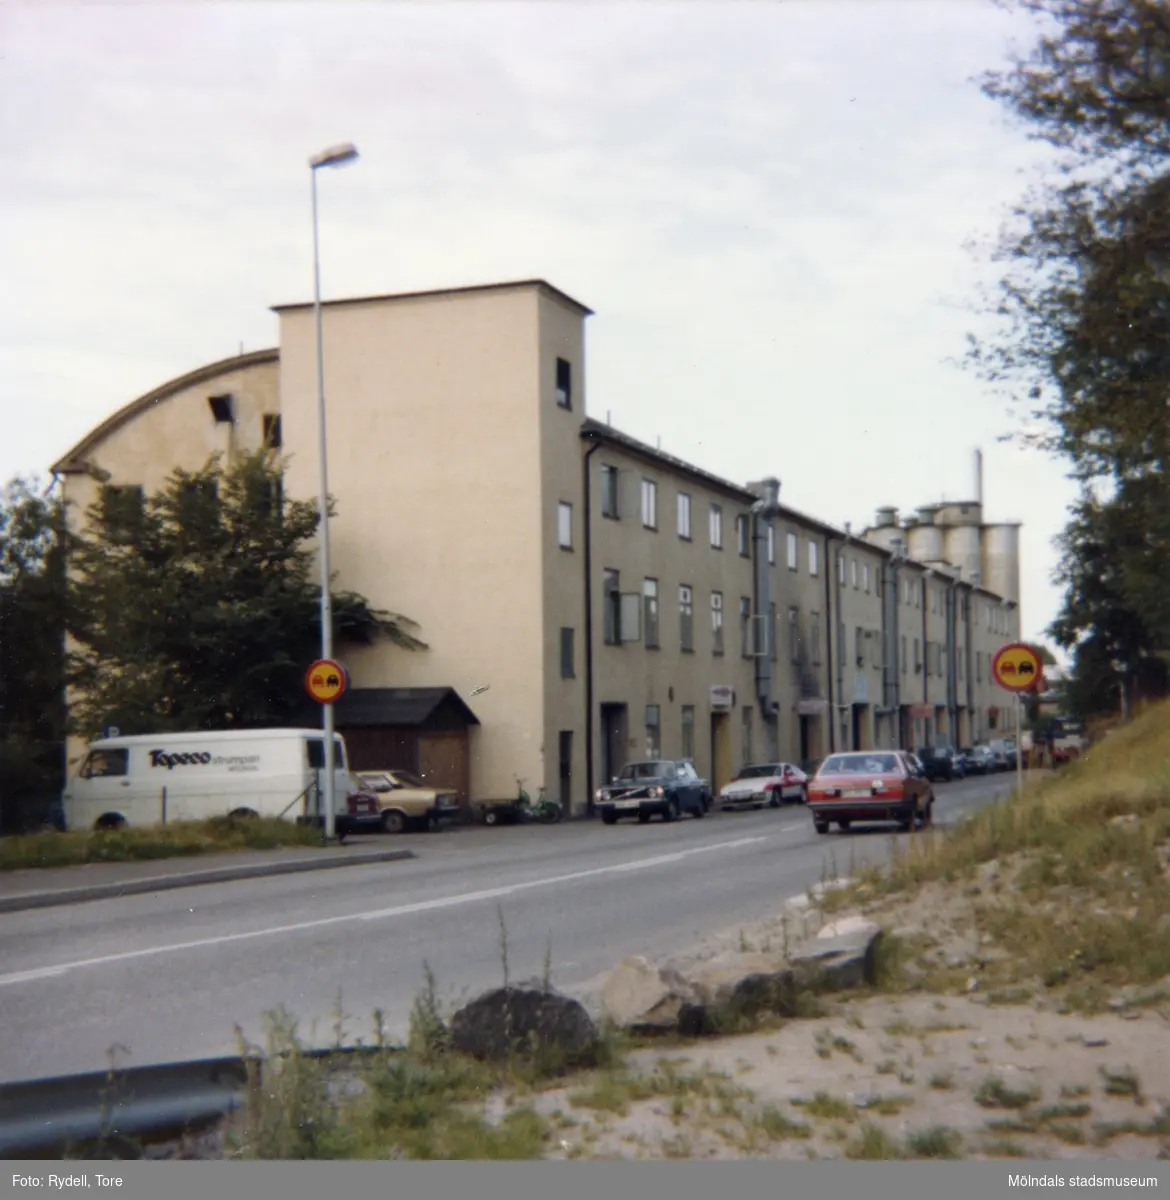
[879,537,905,734]
[750,477,783,760]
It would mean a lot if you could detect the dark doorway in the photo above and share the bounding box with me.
[558,730,573,809]
[600,703,628,787]
[799,715,812,764]
[851,704,863,751]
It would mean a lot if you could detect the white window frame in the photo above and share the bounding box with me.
[808,539,819,577]
[709,504,723,549]
[557,501,572,549]
[786,532,797,570]
[677,491,692,539]
[641,479,658,529]
[711,591,724,655]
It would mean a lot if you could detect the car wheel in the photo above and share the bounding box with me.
[602,812,617,826]
[381,809,407,834]
[768,794,780,808]
[837,819,851,832]
[693,800,705,818]
[665,798,680,822]
[638,810,651,824]
[814,821,829,835]
[919,802,934,829]
[484,809,499,826]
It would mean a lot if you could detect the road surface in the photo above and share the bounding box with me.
[0,772,1012,1084]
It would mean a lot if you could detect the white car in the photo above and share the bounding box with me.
[719,762,808,810]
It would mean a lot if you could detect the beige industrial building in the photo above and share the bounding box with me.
[51,278,1022,814]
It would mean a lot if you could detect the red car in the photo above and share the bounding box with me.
[806,750,934,835]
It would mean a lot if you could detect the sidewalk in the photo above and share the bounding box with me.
[0,838,416,915]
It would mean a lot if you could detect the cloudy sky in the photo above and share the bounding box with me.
[1,0,1073,647]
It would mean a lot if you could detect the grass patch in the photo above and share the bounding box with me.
[846,1123,903,1160]
[824,702,1170,995]
[866,1095,915,1116]
[568,1074,655,1115]
[904,1125,963,1159]
[983,1138,1030,1157]
[754,1106,813,1141]
[929,1072,955,1090]
[1099,1067,1143,1102]
[974,1076,1042,1110]
[795,1092,856,1122]
[1,815,325,871]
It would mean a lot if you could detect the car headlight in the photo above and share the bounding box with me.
[595,789,606,802]
[650,786,665,798]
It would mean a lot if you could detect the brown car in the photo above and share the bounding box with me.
[355,769,459,834]
[806,750,934,835]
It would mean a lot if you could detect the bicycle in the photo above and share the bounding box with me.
[517,781,564,825]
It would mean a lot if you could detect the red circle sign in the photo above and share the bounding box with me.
[305,659,347,704]
[991,642,1044,694]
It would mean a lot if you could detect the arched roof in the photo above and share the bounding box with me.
[50,348,279,474]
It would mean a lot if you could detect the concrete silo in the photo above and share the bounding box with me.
[906,507,944,565]
[981,523,1022,607]
[863,506,904,554]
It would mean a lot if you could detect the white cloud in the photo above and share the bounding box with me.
[0,0,1074,643]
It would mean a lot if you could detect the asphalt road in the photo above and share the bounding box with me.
[0,772,1014,1085]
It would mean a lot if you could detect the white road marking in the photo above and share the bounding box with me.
[0,834,770,988]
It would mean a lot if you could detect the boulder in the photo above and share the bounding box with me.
[687,951,802,1019]
[789,925,882,992]
[817,915,881,942]
[602,956,703,1032]
[448,986,599,1065]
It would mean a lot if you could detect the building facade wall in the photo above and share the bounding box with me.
[48,280,1028,810]
[274,285,556,804]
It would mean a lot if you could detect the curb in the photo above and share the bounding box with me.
[0,848,417,915]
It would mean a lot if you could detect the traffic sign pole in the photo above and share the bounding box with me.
[1016,693,1023,796]
[989,641,1043,798]
[305,659,349,837]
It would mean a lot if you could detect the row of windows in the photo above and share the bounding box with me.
[638,702,758,763]
[838,553,873,594]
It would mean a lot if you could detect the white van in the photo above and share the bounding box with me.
[62,728,376,834]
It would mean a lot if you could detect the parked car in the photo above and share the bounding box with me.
[680,759,714,811]
[718,762,808,810]
[958,746,992,775]
[806,750,935,835]
[595,759,707,825]
[917,745,960,782]
[984,740,1014,771]
[355,768,460,834]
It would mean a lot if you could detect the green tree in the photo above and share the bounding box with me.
[0,477,67,826]
[970,0,1170,710]
[66,451,425,739]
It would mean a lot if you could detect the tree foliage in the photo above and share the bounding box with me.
[66,451,425,739]
[971,0,1170,709]
[0,478,67,814]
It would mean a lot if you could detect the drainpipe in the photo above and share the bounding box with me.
[823,532,836,753]
[836,523,852,749]
[967,574,978,740]
[920,570,932,747]
[946,575,958,745]
[882,539,904,746]
[582,435,602,817]
[750,478,782,761]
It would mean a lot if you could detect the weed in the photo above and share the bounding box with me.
[1061,1083,1092,1099]
[1100,1066,1143,1103]
[876,1059,898,1076]
[796,1092,856,1122]
[974,1076,1041,1110]
[929,1072,955,1091]
[496,904,510,988]
[904,1125,963,1159]
[846,1123,903,1160]
[1039,1102,1092,1121]
[755,1106,812,1141]
[568,1074,655,1115]
[866,1095,914,1116]
[407,962,451,1061]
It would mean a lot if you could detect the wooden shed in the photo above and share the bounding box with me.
[310,687,481,810]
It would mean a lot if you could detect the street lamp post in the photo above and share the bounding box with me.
[309,141,359,841]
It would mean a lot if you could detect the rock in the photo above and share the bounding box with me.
[1083,1036,1109,1048]
[1110,814,1140,829]
[602,956,703,1032]
[687,951,801,1018]
[449,986,599,1065]
[789,925,882,992]
[817,915,881,942]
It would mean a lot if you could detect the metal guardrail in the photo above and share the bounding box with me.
[0,1046,395,1158]
[0,1056,251,1158]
